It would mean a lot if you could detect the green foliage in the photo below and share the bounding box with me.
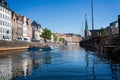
[100,28,106,37]
[59,37,64,43]
[41,28,52,42]
[53,34,58,42]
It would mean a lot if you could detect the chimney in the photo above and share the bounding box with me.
[118,15,120,34]
[0,0,2,3]
[4,2,8,7]
[0,0,4,4]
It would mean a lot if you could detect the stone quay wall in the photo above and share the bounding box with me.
[0,40,41,51]
[0,40,64,51]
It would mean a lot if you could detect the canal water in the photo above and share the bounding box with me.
[0,43,120,80]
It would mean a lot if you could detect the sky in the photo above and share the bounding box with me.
[7,0,120,36]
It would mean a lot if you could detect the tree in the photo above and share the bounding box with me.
[41,28,52,42]
[100,28,106,37]
[59,37,64,43]
[53,34,58,42]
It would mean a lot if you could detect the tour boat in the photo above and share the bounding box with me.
[28,46,40,51]
[41,46,51,51]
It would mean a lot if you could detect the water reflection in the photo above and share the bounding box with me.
[110,61,120,79]
[0,44,120,80]
[44,52,52,64]
[12,53,32,79]
[32,59,42,71]
[0,58,12,80]
[0,50,43,80]
[62,43,80,50]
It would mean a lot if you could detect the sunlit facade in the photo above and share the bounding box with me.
[31,21,44,42]
[0,0,12,41]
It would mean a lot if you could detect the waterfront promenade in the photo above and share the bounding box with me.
[0,40,30,51]
[0,40,63,51]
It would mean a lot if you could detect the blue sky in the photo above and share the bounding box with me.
[7,0,120,36]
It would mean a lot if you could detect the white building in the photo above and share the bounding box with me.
[31,21,44,43]
[22,16,31,42]
[0,0,12,41]
[51,34,54,42]
[23,16,27,38]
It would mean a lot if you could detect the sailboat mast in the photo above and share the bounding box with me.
[91,0,94,31]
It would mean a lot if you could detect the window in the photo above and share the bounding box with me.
[0,13,2,18]
[4,8,6,13]
[5,22,7,26]
[5,9,7,13]
[1,20,3,26]
[0,20,1,25]
[10,23,12,27]
[0,28,2,33]
[6,30,9,34]
[5,15,7,20]
[14,18,15,22]
[3,21,4,26]
[8,11,11,15]
[3,14,4,19]
[3,8,4,12]
[8,23,10,27]
[0,6,2,11]
[3,28,4,33]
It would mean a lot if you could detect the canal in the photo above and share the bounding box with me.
[0,43,120,80]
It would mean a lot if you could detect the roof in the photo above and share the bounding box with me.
[110,20,118,25]
[0,0,12,11]
[31,21,42,28]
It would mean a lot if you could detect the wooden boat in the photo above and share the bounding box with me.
[28,47,40,51]
[28,45,58,51]
[41,46,51,51]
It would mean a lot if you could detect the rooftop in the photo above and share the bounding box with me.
[0,0,11,10]
[31,21,42,28]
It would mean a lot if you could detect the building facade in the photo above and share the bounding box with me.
[16,14,23,41]
[27,18,32,40]
[12,12,32,42]
[12,12,17,40]
[31,21,44,42]
[23,16,27,38]
[0,0,12,41]
[105,21,119,35]
[12,12,23,41]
